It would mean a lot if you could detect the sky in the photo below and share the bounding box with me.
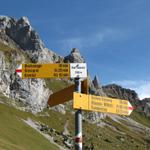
[1,0,150,99]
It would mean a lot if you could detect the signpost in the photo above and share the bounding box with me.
[74,78,82,150]
[16,62,134,150]
[16,63,87,150]
[16,63,87,79]
[73,92,134,116]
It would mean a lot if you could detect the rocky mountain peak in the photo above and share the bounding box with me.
[93,75,101,89]
[102,84,139,106]
[64,48,85,63]
[0,16,62,63]
[17,16,31,27]
[90,75,106,96]
[0,16,15,30]
[0,16,44,50]
[6,16,45,51]
[0,16,62,113]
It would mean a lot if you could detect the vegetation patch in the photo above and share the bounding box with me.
[45,78,71,92]
[0,41,31,63]
[0,103,58,150]
[0,92,150,150]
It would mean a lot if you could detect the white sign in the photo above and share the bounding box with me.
[70,63,87,78]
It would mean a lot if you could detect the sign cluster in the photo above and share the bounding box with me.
[16,63,134,116]
[16,63,87,79]
[16,53,134,150]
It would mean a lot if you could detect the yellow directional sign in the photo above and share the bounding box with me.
[48,79,89,107]
[16,63,87,78]
[22,63,70,79]
[73,92,133,116]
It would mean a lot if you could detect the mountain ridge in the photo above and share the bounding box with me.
[0,16,150,150]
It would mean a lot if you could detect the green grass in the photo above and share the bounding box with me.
[45,78,71,92]
[0,42,15,52]
[0,41,31,63]
[82,118,148,150]
[130,110,150,128]
[0,93,150,150]
[0,103,58,150]
[37,108,150,150]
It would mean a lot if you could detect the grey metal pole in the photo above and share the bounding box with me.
[75,78,82,150]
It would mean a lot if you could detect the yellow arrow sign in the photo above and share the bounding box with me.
[48,79,89,107]
[73,92,133,116]
[16,63,87,79]
[21,63,70,78]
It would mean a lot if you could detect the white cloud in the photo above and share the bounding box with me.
[60,33,103,50]
[112,80,150,99]
[59,28,128,50]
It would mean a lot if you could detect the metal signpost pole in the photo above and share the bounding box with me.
[75,77,82,150]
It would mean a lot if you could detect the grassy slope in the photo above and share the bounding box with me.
[0,82,150,150]
[34,107,150,150]
[0,98,58,150]
[0,41,150,150]
[1,92,150,150]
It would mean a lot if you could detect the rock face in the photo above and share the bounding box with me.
[85,76,107,123]
[91,75,106,96]
[141,98,150,117]
[0,16,61,63]
[93,75,101,89]
[0,16,87,114]
[64,48,85,63]
[102,84,150,117]
[0,43,51,113]
[102,84,139,106]
[0,16,62,113]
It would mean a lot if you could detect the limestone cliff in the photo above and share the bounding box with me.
[0,16,61,113]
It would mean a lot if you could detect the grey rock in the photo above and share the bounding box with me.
[0,16,15,30]
[102,84,139,106]
[92,75,106,96]
[0,16,61,63]
[0,49,51,113]
[0,16,63,113]
[51,104,66,114]
[93,75,101,89]
[141,98,150,117]
[7,16,44,51]
[84,76,107,123]
[102,84,150,117]
[62,120,69,136]
[87,75,106,97]
[85,111,107,123]
[10,77,51,113]
[64,48,85,63]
